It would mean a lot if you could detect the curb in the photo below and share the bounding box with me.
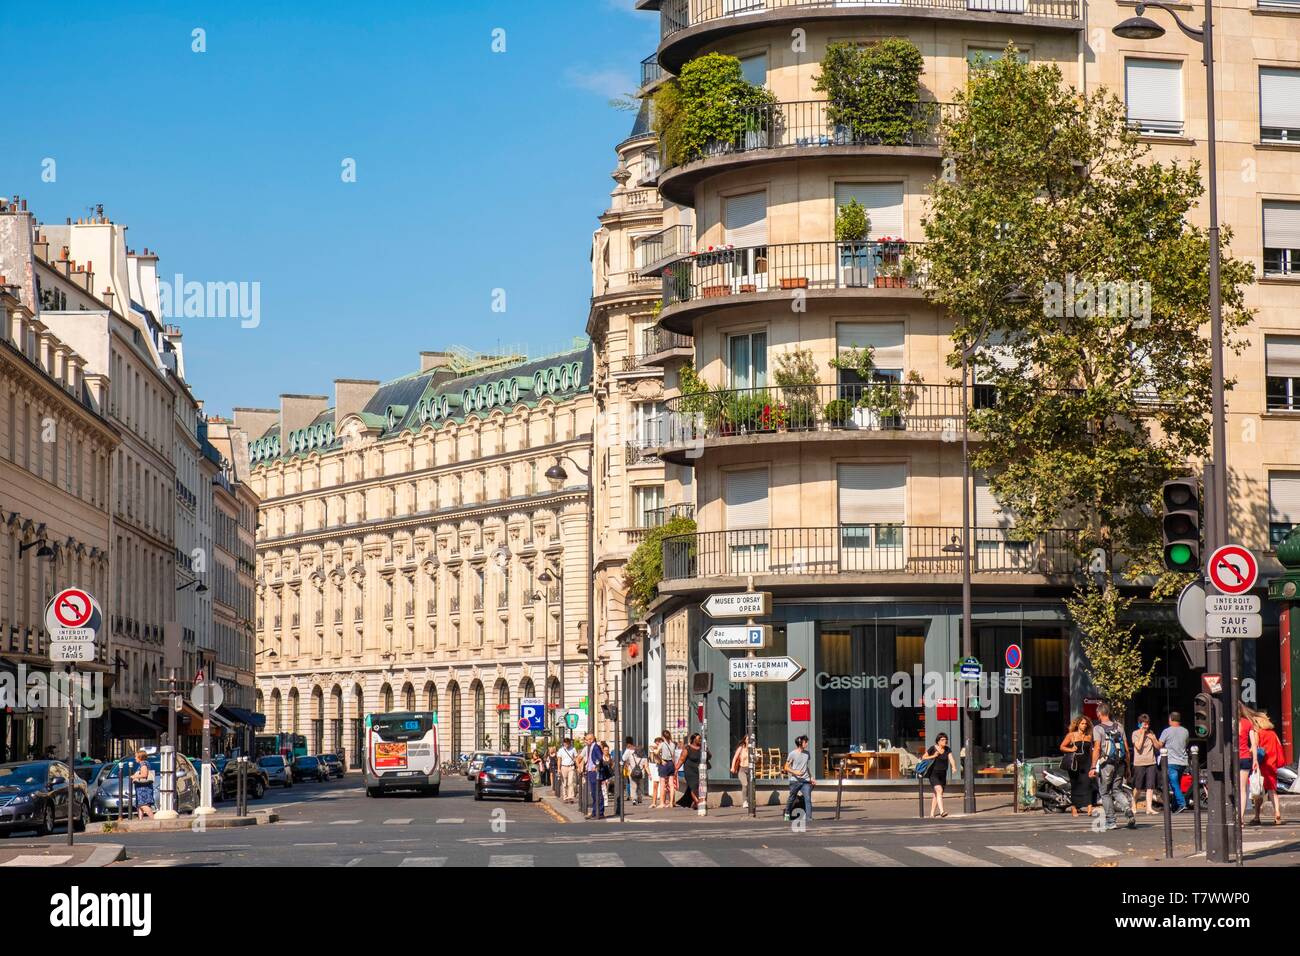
[97,810,279,833]
[78,844,127,867]
[0,843,125,867]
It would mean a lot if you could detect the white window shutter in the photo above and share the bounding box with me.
[1125,59,1182,131]
[836,322,905,370]
[1266,336,1300,378]
[724,192,768,247]
[1269,473,1300,525]
[974,475,1013,528]
[1260,68,1300,132]
[835,183,905,240]
[724,468,770,529]
[1264,201,1300,249]
[838,464,905,525]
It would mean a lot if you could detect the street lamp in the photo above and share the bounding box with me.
[544,453,596,739]
[19,539,55,560]
[176,580,208,593]
[1114,0,1233,863]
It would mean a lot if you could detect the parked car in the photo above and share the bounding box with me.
[465,751,494,780]
[291,755,329,783]
[257,754,293,788]
[186,755,228,777]
[73,762,105,787]
[90,755,200,819]
[319,753,345,778]
[0,760,91,835]
[215,759,268,801]
[474,755,534,802]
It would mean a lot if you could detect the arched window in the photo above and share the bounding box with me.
[381,684,394,712]
[495,679,511,752]
[331,686,344,754]
[271,689,282,733]
[311,686,324,754]
[424,681,437,714]
[402,682,415,710]
[287,688,299,735]
[472,680,486,749]
[448,682,462,757]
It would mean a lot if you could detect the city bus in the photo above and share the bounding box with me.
[363,711,440,797]
[254,733,308,761]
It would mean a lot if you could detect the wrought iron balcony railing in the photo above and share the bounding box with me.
[662,526,1082,581]
[642,325,694,357]
[641,53,664,89]
[643,503,696,527]
[635,224,694,276]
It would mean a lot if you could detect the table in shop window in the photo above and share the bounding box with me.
[841,751,900,780]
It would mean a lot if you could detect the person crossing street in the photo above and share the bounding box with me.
[1089,702,1136,830]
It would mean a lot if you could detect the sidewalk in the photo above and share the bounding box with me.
[0,843,125,867]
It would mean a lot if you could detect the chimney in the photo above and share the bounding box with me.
[280,393,330,438]
[420,351,453,373]
[232,407,280,442]
[334,379,381,428]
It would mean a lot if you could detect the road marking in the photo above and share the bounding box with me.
[344,857,363,867]
[132,859,181,867]
[328,819,362,825]
[1067,844,1121,859]
[827,846,904,867]
[398,856,447,867]
[383,818,413,825]
[489,854,534,867]
[661,850,718,867]
[436,818,464,824]
[277,820,310,825]
[577,852,624,867]
[910,846,1000,867]
[742,848,810,867]
[990,845,1072,867]
[1243,841,1281,852]
[206,844,251,850]
[1,854,73,867]
[293,842,337,847]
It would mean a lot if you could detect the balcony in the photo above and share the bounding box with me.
[406,599,415,617]
[640,53,666,94]
[427,598,436,614]
[473,593,484,612]
[334,608,343,623]
[639,325,695,367]
[659,240,925,334]
[314,609,323,625]
[497,590,509,610]
[450,595,461,614]
[626,440,661,467]
[645,503,696,527]
[353,607,363,622]
[637,150,662,188]
[661,526,1082,589]
[657,101,947,205]
[635,224,694,277]
[658,0,1082,73]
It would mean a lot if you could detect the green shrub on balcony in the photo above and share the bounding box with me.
[773,348,821,429]
[815,39,926,146]
[624,515,697,618]
[653,53,779,167]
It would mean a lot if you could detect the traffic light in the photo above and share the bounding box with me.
[1193,692,1215,742]
[1161,477,1201,572]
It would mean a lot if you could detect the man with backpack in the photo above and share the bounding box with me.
[1089,702,1136,830]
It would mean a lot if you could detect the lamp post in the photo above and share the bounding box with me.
[545,452,596,739]
[1114,0,1232,865]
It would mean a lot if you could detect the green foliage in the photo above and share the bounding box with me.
[835,199,871,242]
[917,52,1254,708]
[723,390,775,430]
[653,53,778,166]
[773,348,820,388]
[815,38,926,145]
[824,398,854,426]
[1066,582,1157,719]
[829,344,877,380]
[676,362,716,416]
[623,515,697,618]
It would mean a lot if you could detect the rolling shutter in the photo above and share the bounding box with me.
[1125,59,1182,131]
[836,322,905,370]
[724,192,768,247]
[838,464,905,525]
[1264,201,1300,250]
[835,183,904,240]
[1266,336,1300,378]
[974,476,1012,528]
[1260,68,1300,132]
[1269,473,1300,525]
[724,468,769,529]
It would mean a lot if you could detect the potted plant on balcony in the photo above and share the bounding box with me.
[815,39,926,147]
[657,53,780,166]
[773,347,821,431]
[836,200,872,287]
[829,344,878,428]
[823,397,855,428]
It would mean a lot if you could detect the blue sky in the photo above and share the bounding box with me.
[2,0,655,413]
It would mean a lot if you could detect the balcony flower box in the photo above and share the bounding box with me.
[780,277,808,290]
[702,285,732,298]
[738,283,758,294]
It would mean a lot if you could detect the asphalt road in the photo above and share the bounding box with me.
[10,774,1299,867]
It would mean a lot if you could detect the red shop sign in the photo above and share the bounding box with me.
[789,697,811,722]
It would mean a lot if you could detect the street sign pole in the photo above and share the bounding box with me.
[66,664,76,847]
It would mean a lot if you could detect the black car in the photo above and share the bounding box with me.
[474,756,534,802]
[0,760,91,836]
[319,753,345,778]
[291,755,329,783]
[215,759,269,801]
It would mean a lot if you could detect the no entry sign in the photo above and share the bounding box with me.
[1207,545,1258,596]
[51,589,93,628]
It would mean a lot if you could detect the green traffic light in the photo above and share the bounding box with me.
[1169,543,1193,567]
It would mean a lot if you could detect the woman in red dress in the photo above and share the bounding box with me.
[1250,712,1285,826]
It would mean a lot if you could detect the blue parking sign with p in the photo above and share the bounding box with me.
[519,697,546,734]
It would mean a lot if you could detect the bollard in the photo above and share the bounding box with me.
[835,758,845,821]
[918,771,926,819]
[117,760,124,824]
[1190,745,1203,854]
[1159,752,1174,859]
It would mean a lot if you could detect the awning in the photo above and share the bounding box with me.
[107,708,165,740]
[219,706,265,729]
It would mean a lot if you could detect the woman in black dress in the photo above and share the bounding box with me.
[675,733,703,809]
[923,733,959,818]
[1059,716,1094,816]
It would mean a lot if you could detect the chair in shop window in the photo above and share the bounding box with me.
[753,747,765,781]
[768,747,783,778]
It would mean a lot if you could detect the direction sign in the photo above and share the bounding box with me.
[1206,594,1261,614]
[958,657,982,682]
[192,682,224,711]
[1004,644,1022,669]
[702,592,772,619]
[1206,613,1261,639]
[519,697,546,734]
[1207,545,1258,595]
[1178,582,1207,640]
[704,624,770,649]
[49,641,96,663]
[728,657,804,683]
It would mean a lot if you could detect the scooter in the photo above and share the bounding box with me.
[1037,767,1076,812]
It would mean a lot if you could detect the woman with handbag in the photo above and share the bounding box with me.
[1059,716,1093,817]
[731,735,753,810]
[675,733,703,810]
[918,733,958,818]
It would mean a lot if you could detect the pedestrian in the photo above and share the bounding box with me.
[621,737,641,806]
[582,733,606,819]
[648,735,664,807]
[1131,714,1161,814]
[675,733,703,810]
[782,735,814,823]
[1237,703,1262,824]
[130,750,156,820]
[1059,716,1094,817]
[558,736,578,803]
[658,732,679,808]
[920,732,959,818]
[730,735,753,809]
[1088,702,1135,830]
[1249,711,1285,826]
[1156,712,1189,813]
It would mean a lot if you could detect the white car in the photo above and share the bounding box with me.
[465,751,494,780]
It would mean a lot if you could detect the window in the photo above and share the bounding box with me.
[835,322,905,401]
[724,468,769,572]
[1260,68,1300,143]
[1125,59,1183,136]
[1263,201,1300,276]
[632,401,666,446]
[837,463,905,559]
[835,183,904,241]
[966,46,1028,70]
[634,485,665,527]
[1266,336,1300,410]
[975,475,1030,569]
[727,330,767,389]
[739,52,767,87]
[1269,472,1300,547]
[724,191,767,247]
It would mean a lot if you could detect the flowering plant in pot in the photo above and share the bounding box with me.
[837,201,873,286]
